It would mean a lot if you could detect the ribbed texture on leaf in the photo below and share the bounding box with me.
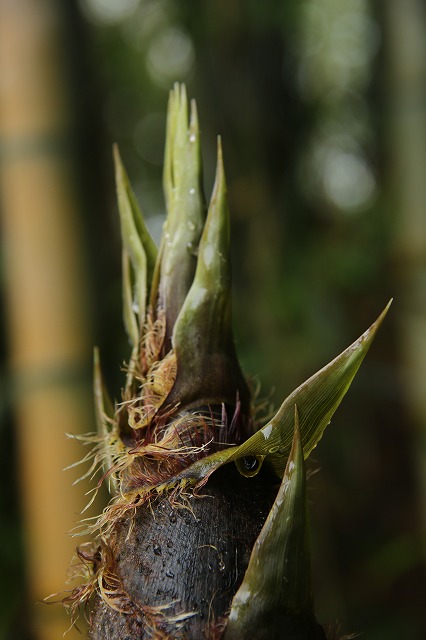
[160,300,391,487]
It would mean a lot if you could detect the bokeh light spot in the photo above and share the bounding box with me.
[146,27,195,86]
[322,148,376,212]
[80,0,139,25]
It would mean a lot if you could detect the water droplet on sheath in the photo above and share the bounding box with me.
[243,456,259,472]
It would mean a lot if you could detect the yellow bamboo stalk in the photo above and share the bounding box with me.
[0,1,94,638]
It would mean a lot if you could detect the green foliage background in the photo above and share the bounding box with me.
[1,0,425,638]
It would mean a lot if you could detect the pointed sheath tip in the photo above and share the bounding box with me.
[93,346,101,380]
[179,83,188,112]
[288,405,304,469]
[173,81,180,96]
[204,135,229,248]
[294,404,300,430]
[167,87,175,115]
[364,298,393,341]
[380,297,393,319]
[112,143,126,185]
[293,404,301,444]
[213,135,226,193]
[112,142,120,165]
[385,297,393,313]
[189,99,199,134]
[379,298,393,321]
[93,346,113,420]
[217,134,223,162]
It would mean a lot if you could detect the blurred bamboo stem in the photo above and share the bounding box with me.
[386,0,426,545]
[0,1,93,638]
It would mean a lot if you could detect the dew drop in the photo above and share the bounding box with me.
[186,241,198,257]
[153,543,162,556]
[165,570,175,579]
[243,456,259,472]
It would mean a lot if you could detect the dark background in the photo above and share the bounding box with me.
[1,1,425,638]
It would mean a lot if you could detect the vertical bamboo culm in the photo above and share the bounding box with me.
[386,0,426,548]
[0,1,93,638]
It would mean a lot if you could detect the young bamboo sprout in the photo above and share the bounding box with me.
[63,84,390,640]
